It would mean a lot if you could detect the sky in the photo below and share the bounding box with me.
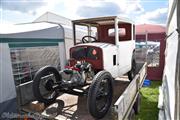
[0,0,168,25]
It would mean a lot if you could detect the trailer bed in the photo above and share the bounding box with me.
[20,63,146,120]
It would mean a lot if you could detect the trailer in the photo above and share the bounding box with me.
[17,62,146,120]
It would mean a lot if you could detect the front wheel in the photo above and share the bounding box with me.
[33,66,62,104]
[87,71,113,119]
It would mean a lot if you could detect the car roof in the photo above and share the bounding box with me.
[72,16,134,26]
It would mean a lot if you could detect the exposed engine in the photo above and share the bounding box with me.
[62,61,94,87]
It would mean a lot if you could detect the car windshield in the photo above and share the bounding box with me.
[71,47,98,60]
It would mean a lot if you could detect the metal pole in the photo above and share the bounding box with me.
[115,18,119,45]
[115,17,120,67]
[145,30,148,63]
[72,23,76,45]
[88,25,91,42]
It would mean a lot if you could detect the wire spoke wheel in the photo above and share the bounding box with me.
[88,71,113,119]
[96,79,110,112]
[128,54,137,81]
[33,66,62,104]
[39,73,56,100]
[131,60,136,77]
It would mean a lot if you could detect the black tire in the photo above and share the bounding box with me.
[33,66,62,104]
[133,94,141,114]
[87,71,113,119]
[128,53,137,81]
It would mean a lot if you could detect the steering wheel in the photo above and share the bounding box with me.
[82,36,97,43]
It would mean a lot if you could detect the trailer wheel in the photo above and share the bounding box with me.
[33,66,62,104]
[133,94,141,114]
[128,54,137,81]
[88,71,113,119]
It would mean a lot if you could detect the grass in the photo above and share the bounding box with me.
[135,81,162,120]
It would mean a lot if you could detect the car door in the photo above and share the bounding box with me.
[117,40,135,76]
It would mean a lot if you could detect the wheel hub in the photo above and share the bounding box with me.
[45,79,54,91]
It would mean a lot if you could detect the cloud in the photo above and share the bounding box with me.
[1,0,144,19]
[77,2,121,17]
[127,1,144,14]
[136,8,168,24]
[75,0,144,18]
[1,0,47,15]
[1,0,168,25]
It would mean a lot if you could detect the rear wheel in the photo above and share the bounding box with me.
[87,71,113,119]
[128,54,137,81]
[33,66,62,104]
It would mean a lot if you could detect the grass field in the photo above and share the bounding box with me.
[135,81,162,120]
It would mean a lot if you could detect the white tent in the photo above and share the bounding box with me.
[0,44,17,115]
[0,22,67,113]
[15,12,87,59]
[32,12,86,59]
[0,13,87,113]
[33,12,72,26]
[158,0,180,120]
[0,22,66,69]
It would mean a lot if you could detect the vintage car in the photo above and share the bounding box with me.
[32,16,136,119]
